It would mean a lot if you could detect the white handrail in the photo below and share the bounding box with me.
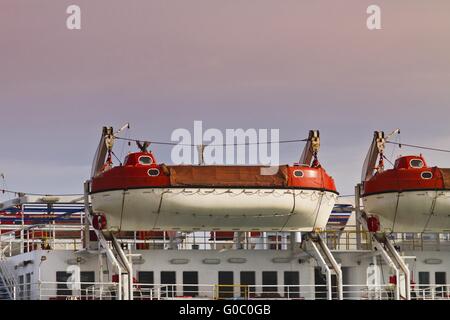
[2,280,450,300]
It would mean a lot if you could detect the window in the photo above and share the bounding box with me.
[314,267,327,300]
[18,275,24,300]
[147,168,160,176]
[218,271,234,299]
[240,271,256,298]
[418,272,430,287]
[56,271,71,297]
[262,271,278,296]
[284,271,300,298]
[138,271,154,286]
[435,272,447,296]
[25,273,31,300]
[410,159,424,168]
[139,156,153,165]
[183,271,198,297]
[293,170,304,177]
[161,271,176,298]
[136,271,154,300]
[80,271,95,291]
[421,171,433,179]
[55,270,95,299]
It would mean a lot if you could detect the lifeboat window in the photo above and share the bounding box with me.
[293,170,304,177]
[421,171,433,179]
[139,156,153,165]
[148,169,160,177]
[410,159,424,168]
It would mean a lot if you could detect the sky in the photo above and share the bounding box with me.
[1,0,450,198]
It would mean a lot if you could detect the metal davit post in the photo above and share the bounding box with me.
[83,180,124,300]
[303,233,343,300]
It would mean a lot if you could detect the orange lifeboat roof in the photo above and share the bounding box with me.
[124,152,157,166]
[362,154,450,196]
[91,150,337,194]
[394,155,427,169]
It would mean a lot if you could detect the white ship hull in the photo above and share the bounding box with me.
[91,188,338,231]
[363,190,450,232]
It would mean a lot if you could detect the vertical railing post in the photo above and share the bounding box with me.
[355,184,362,251]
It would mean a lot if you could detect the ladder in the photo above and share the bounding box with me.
[355,184,411,300]
[372,231,411,300]
[302,232,343,300]
[83,181,134,300]
[0,247,18,300]
[356,211,411,300]
[0,274,11,300]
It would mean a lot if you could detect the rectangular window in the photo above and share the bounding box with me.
[314,267,327,300]
[138,271,154,286]
[435,272,447,296]
[284,271,300,299]
[160,271,176,298]
[218,271,234,299]
[56,271,71,297]
[435,272,446,285]
[183,271,198,297]
[418,272,430,286]
[80,271,95,289]
[25,273,31,300]
[18,275,24,300]
[80,271,95,298]
[136,271,154,300]
[240,271,255,298]
[262,271,278,296]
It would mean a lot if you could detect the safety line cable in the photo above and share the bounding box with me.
[386,141,450,153]
[115,136,309,147]
[0,189,82,197]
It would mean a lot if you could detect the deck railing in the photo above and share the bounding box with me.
[411,284,450,300]
[1,281,449,300]
[0,280,118,300]
[1,222,450,257]
[133,283,414,301]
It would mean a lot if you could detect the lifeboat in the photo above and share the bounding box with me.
[361,131,450,232]
[89,127,338,232]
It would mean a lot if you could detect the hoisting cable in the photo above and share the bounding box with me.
[386,141,450,153]
[1,136,310,198]
[382,154,395,167]
[0,189,82,197]
[110,150,123,166]
[114,136,309,147]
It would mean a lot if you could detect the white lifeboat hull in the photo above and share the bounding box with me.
[363,190,450,232]
[91,188,338,232]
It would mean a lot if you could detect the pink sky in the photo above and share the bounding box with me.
[1,0,450,196]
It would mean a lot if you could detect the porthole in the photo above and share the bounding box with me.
[410,159,424,168]
[148,168,160,177]
[421,171,433,179]
[293,170,304,177]
[139,156,153,165]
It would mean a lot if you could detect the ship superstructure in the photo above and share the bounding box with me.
[1,193,449,300]
[1,128,450,300]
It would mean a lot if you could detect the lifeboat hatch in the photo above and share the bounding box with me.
[394,155,427,170]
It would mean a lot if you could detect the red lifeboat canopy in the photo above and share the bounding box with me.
[394,155,427,170]
[124,152,157,166]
